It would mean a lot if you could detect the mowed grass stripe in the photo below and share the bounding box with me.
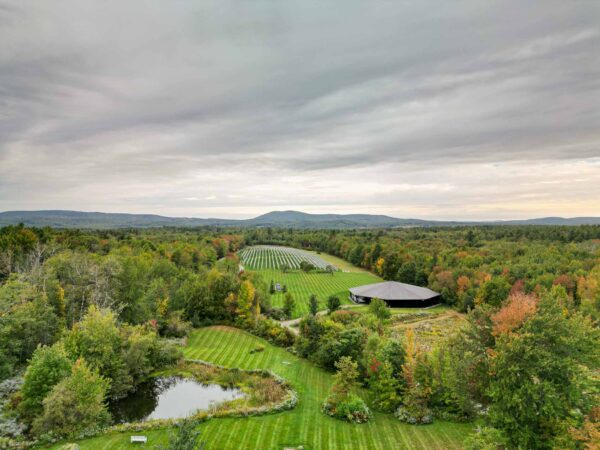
[260,269,380,318]
[51,327,472,450]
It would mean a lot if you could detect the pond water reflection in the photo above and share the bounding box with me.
[110,377,244,424]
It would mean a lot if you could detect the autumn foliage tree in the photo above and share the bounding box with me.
[491,292,538,336]
[488,287,600,448]
[396,328,433,424]
[236,280,258,326]
[569,406,600,449]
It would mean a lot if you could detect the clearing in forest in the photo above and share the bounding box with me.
[260,268,381,317]
[57,326,472,450]
[239,246,381,317]
[391,310,468,351]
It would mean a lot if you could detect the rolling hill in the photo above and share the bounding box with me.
[1,209,599,229]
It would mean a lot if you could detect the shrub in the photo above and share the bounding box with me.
[322,394,371,424]
[369,298,391,321]
[151,340,183,367]
[0,377,26,439]
[251,318,295,348]
[155,418,205,450]
[330,309,360,324]
[266,307,287,321]
[162,311,192,338]
[249,345,265,354]
[463,426,508,450]
[300,261,315,272]
[394,404,433,425]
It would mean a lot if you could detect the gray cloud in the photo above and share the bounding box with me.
[0,0,599,219]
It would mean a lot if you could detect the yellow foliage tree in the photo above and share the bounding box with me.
[237,280,257,325]
[578,266,600,301]
[375,257,385,276]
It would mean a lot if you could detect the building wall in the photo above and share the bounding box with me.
[350,293,440,308]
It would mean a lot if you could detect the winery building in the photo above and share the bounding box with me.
[349,281,440,308]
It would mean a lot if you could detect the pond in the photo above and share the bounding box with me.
[109,376,244,424]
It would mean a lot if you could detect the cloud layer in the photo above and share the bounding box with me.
[1,1,599,219]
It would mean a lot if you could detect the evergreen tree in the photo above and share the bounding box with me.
[369,298,391,321]
[309,294,319,316]
[283,292,296,319]
[327,295,341,313]
[370,360,401,412]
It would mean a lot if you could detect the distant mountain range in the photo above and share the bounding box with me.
[1,210,599,229]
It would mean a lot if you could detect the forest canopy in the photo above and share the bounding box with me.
[0,223,599,449]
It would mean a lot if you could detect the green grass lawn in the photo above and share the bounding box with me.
[240,246,383,318]
[305,251,372,273]
[53,326,472,450]
[260,269,381,317]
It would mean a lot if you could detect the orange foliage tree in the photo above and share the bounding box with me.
[491,292,538,336]
[457,275,470,294]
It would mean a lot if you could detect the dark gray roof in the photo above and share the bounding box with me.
[349,281,439,301]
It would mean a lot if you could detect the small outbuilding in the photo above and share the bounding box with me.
[349,281,440,308]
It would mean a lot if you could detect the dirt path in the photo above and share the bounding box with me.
[280,304,362,335]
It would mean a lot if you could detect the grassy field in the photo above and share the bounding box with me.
[53,327,472,450]
[261,269,381,317]
[391,310,467,351]
[305,251,372,273]
[239,245,382,318]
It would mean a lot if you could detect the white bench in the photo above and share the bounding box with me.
[130,436,148,444]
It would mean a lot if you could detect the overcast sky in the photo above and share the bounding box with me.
[1,1,599,220]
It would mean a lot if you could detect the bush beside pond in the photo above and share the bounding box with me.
[38,359,298,449]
